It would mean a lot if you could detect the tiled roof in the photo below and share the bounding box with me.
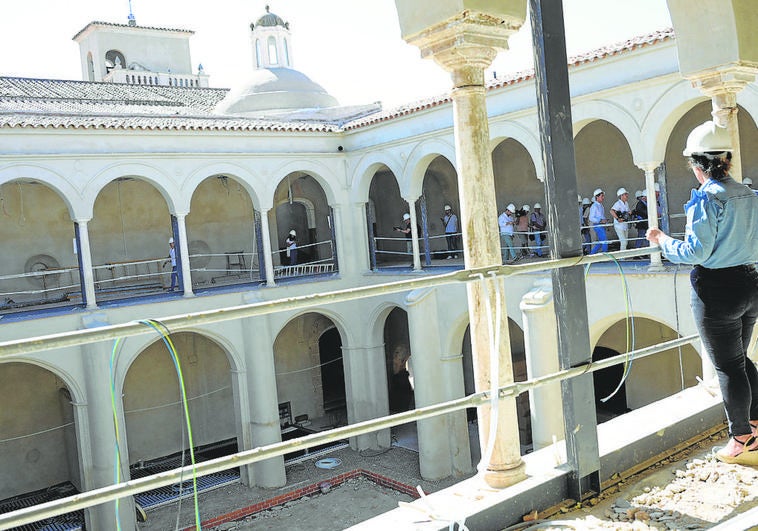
[343,28,675,130]
[72,21,194,41]
[1,28,675,134]
[0,77,343,132]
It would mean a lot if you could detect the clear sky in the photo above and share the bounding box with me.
[0,1,672,108]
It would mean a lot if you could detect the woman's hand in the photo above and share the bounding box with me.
[646,227,666,245]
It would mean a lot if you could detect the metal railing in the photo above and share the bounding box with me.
[0,267,81,310]
[0,246,702,530]
[273,240,336,277]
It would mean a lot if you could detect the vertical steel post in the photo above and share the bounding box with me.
[420,194,432,266]
[529,0,600,501]
[254,210,265,282]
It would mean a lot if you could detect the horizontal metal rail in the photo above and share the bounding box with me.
[0,246,659,358]
[0,332,697,529]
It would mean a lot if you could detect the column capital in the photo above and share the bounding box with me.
[689,68,755,97]
[636,162,662,174]
[401,11,519,77]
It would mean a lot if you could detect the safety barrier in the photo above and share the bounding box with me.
[0,246,703,530]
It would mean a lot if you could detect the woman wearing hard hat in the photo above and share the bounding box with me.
[647,120,758,465]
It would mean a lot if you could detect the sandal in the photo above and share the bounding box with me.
[715,433,758,465]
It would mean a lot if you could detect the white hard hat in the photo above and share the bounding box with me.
[635,190,642,198]
[168,237,174,244]
[593,188,604,197]
[683,120,732,157]
[444,204,451,210]
[582,198,590,205]
[617,187,628,197]
[402,213,410,221]
[289,230,296,236]
[534,203,541,209]
[743,178,753,186]
[654,183,660,192]
[506,203,516,212]
[522,204,530,211]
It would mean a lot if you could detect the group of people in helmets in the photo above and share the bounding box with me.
[581,185,660,255]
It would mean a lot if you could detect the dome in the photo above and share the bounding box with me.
[254,6,287,29]
[215,67,339,116]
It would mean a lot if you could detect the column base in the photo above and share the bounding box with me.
[481,460,527,488]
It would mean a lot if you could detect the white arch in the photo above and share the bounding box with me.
[184,162,264,212]
[84,162,180,219]
[264,159,341,210]
[0,164,82,219]
[403,138,457,200]
[489,121,545,182]
[571,99,645,164]
[0,357,85,405]
[350,151,405,204]
[270,308,355,349]
[274,196,317,228]
[641,80,709,163]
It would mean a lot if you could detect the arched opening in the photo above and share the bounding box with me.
[492,138,545,260]
[318,327,346,413]
[271,173,336,279]
[123,332,238,508]
[89,178,173,302]
[274,313,347,428]
[283,38,290,67]
[186,175,259,289]
[255,39,262,68]
[593,317,701,423]
[384,308,414,413]
[367,165,407,268]
[0,363,83,527]
[86,52,95,81]
[0,180,79,314]
[574,120,639,252]
[104,49,126,74]
[267,36,278,65]
[462,319,532,461]
[419,156,460,264]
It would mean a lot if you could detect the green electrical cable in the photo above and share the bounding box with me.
[139,319,202,530]
[584,254,635,402]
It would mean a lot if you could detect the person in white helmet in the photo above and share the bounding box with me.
[588,189,608,254]
[497,204,518,262]
[285,229,298,266]
[441,204,459,259]
[530,203,547,257]
[394,213,416,258]
[647,120,758,465]
[164,237,179,291]
[610,187,631,251]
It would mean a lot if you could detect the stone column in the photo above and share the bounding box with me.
[399,17,525,487]
[692,72,754,182]
[174,213,194,296]
[240,301,286,487]
[407,200,422,271]
[407,288,472,479]
[639,164,664,271]
[81,314,135,530]
[342,344,391,450]
[259,208,276,287]
[74,219,97,309]
[520,279,565,450]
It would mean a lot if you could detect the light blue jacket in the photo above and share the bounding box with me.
[659,177,758,268]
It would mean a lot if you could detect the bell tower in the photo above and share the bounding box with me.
[250,5,293,70]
